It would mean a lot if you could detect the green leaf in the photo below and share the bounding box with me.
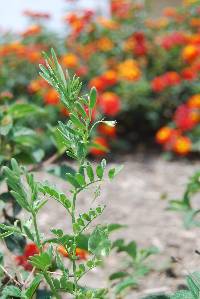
[183,210,200,229]
[109,271,129,281]
[75,102,88,119]
[114,277,137,294]
[89,87,97,109]
[0,223,21,235]
[70,113,85,130]
[187,272,200,298]
[170,290,194,299]
[88,227,111,257]
[10,191,31,212]
[96,165,104,180]
[86,163,94,182]
[108,165,123,180]
[24,274,43,298]
[23,225,35,242]
[75,173,86,187]
[106,223,126,233]
[66,173,80,188]
[2,285,22,298]
[47,164,76,181]
[142,295,170,299]
[8,103,44,119]
[40,184,71,210]
[124,241,137,259]
[29,252,51,271]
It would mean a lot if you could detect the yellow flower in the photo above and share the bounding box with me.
[117,59,141,81]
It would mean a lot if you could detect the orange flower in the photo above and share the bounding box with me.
[90,137,109,156]
[97,37,114,52]
[28,78,48,94]
[61,53,78,68]
[118,59,141,81]
[182,45,199,62]
[26,50,41,63]
[187,94,200,108]
[173,136,192,155]
[22,25,41,38]
[97,17,119,30]
[44,88,60,105]
[101,70,118,86]
[124,38,135,52]
[155,127,174,144]
[99,92,121,116]
[163,7,177,17]
[98,123,116,138]
[190,18,200,28]
[89,77,106,92]
[58,245,88,260]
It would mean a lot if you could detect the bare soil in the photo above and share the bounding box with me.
[4,153,200,298]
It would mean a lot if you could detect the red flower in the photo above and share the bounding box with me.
[76,66,88,77]
[98,92,121,116]
[15,243,39,271]
[152,72,181,92]
[132,32,148,56]
[163,72,181,86]
[181,68,198,81]
[151,76,166,92]
[98,123,117,138]
[174,104,199,131]
[161,32,186,50]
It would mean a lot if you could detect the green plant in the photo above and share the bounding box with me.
[1,49,115,298]
[110,240,158,296]
[169,170,200,229]
[0,49,158,298]
[170,271,200,299]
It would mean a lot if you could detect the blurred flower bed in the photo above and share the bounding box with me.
[2,0,200,160]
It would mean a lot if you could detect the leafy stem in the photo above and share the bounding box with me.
[32,212,42,252]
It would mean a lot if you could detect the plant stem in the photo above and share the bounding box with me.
[32,213,42,252]
[32,214,61,299]
[43,271,61,299]
[71,192,78,295]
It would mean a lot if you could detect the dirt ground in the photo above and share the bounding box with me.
[3,153,200,298]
